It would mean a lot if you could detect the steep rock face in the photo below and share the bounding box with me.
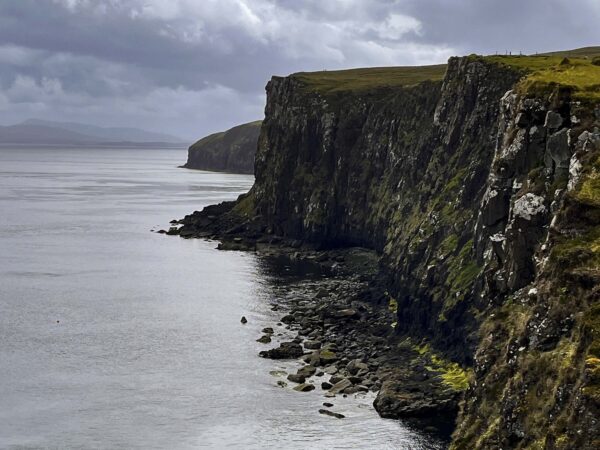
[254,75,441,248]
[183,120,261,174]
[248,57,599,447]
[253,57,523,362]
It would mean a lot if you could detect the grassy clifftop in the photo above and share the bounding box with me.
[291,64,447,94]
[482,46,600,102]
[290,46,600,102]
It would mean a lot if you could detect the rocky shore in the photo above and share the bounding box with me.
[162,201,467,434]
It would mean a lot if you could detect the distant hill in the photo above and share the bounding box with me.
[183,121,262,174]
[0,119,185,147]
[540,46,600,58]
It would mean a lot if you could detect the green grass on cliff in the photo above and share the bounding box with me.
[189,120,262,149]
[414,343,472,391]
[551,152,600,270]
[292,64,447,94]
[292,46,600,100]
[481,46,600,102]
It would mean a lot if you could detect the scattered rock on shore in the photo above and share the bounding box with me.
[293,383,316,392]
[287,373,306,383]
[329,378,352,395]
[304,340,321,350]
[297,365,317,377]
[319,409,345,419]
[259,341,304,359]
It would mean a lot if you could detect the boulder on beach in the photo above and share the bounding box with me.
[259,341,304,359]
[333,309,358,319]
[319,349,338,365]
[319,409,345,419]
[347,359,369,375]
[329,378,352,395]
[280,314,295,324]
[297,365,317,378]
[287,374,306,383]
[304,340,322,350]
[293,383,316,392]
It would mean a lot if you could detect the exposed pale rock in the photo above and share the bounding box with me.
[512,194,546,221]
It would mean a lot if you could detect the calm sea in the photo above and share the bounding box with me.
[0,148,446,449]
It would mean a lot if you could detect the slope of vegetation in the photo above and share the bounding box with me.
[291,64,447,94]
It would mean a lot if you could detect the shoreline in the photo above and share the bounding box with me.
[159,199,466,440]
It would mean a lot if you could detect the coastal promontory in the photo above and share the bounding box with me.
[183,120,261,174]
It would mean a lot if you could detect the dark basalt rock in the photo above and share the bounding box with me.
[287,373,306,384]
[259,341,304,359]
[374,380,459,419]
[319,409,345,419]
[293,383,315,392]
[297,365,317,377]
[256,335,271,344]
[304,340,322,350]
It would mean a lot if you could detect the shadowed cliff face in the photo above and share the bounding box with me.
[248,56,600,449]
[184,120,261,174]
[253,57,523,363]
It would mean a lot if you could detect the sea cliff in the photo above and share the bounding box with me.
[176,49,600,449]
[183,120,261,174]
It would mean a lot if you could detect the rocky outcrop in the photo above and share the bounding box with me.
[183,120,261,174]
[178,53,600,448]
[453,92,600,450]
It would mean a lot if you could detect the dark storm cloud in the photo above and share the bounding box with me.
[0,0,597,140]
[403,0,600,55]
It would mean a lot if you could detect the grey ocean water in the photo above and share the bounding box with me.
[0,148,446,449]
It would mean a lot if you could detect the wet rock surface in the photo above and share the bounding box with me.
[319,409,345,419]
[259,341,304,359]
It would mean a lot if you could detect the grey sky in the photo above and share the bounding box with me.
[0,0,598,141]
